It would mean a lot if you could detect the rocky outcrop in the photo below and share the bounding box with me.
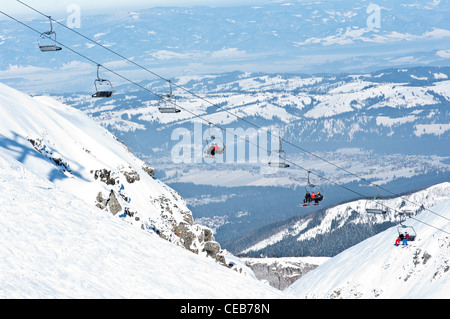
[121,166,140,183]
[142,163,155,179]
[93,169,117,185]
[92,166,226,266]
[173,220,226,265]
[95,190,122,216]
[244,258,322,290]
[203,241,226,264]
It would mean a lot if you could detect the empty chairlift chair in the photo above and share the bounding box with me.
[365,185,387,214]
[268,137,290,168]
[38,16,62,52]
[158,80,181,113]
[92,65,114,98]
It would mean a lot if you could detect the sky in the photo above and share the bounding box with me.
[1,0,449,93]
[1,0,265,18]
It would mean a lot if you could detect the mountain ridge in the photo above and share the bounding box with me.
[0,81,227,264]
[237,182,450,258]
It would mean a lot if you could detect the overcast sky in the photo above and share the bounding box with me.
[1,0,267,18]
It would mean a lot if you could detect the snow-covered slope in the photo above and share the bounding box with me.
[240,182,450,257]
[0,152,284,298]
[0,81,287,298]
[286,198,450,298]
[0,81,225,259]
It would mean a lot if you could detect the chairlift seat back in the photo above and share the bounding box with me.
[92,91,113,98]
[39,44,62,52]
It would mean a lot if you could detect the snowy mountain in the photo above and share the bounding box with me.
[0,81,232,270]
[51,66,450,249]
[1,82,449,299]
[57,66,450,158]
[0,151,285,298]
[285,197,450,298]
[0,80,290,298]
[238,182,450,257]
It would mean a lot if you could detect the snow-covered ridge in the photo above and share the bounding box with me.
[242,182,450,256]
[0,152,284,298]
[61,67,450,163]
[286,197,450,298]
[0,81,224,263]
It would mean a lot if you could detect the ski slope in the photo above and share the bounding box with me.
[286,199,450,298]
[0,152,285,298]
[0,81,284,298]
[0,80,223,256]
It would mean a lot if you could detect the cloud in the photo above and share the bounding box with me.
[210,48,247,59]
[436,50,450,58]
[147,50,203,61]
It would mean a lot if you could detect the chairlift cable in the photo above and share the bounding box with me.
[3,7,450,232]
[15,1,450,221]
[16,0,449,225]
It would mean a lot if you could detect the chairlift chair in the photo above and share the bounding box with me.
[203,124,225,158]
[303,171,324,206]
[397,225,417,241]
[158,80,181,113]
[365,185,387,214]
[38,16,62,52]
[268,136,290,168]
[92,65,113,98]
[304,171,324,195]
[397,210,417,241]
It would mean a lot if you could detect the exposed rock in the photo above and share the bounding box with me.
[244,258,321,291]
[93,169,116,185]
[174,222,196,252]
[173,222,226,265]
[122,167,140,183]
[142,163,155,179]
[201,227,214,243]
[96,192,107,209]
[203,241,221,256]
[202,241,226,264]
[107,190,122,216]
